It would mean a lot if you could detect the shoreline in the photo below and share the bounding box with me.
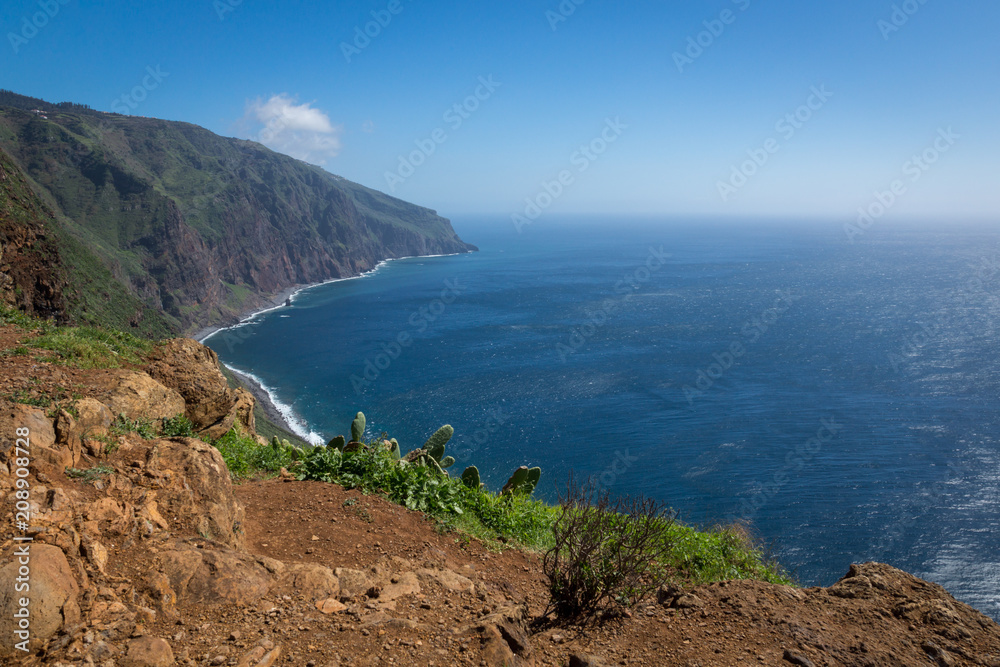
[225,363,324,446]
[191,252,465,344]
[194,251,467,445]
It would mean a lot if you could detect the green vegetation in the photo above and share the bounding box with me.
[217,413,791,594]
[109,415,158,440]
[65,464,115,485]
[161,414,196,438]
[29,326,153,368]
[212,428,295,479]
[0,91,474,336]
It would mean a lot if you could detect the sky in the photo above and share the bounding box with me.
[1,0,998,221]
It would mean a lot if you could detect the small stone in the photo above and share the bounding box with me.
[229,630,241,642]
[569,654,607,667]
[124,636,175,667]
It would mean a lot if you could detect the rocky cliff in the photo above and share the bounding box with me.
[0,90,476,337]
[0,325,998,666]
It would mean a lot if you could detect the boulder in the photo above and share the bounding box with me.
[55,398,114,464]
[0,544,80,656]
[156,545,272,606]
[105,370,186,423]
[148,437,245,547]
[125,635,175,667]
[275,563,340,602]
[145,338,256,437]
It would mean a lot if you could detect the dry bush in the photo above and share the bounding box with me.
[543,475,676,619]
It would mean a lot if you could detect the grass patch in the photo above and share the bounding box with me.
[161,414,196,438]
[664,521,791,586]
[110,415,157,440]
[29,326,152,368]
[212,428,294,480]
[65,464,114,484]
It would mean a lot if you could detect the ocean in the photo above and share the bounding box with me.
[204,217,1000,621]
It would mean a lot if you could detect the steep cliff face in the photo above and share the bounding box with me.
[0,92,476,335]
[0,147,68,321]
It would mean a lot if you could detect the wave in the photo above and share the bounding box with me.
[225,365,325,446]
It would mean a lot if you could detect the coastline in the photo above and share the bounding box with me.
[224,363,324,446]
[224,364,300,439]
[192,252,465,344]
[194,251,467,445]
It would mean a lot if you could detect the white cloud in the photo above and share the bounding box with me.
[242,94,342,165]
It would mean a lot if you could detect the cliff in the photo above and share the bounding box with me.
[0,90,476,337]
[0,322,998,666]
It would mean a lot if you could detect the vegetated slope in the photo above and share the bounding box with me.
[0,90,476,335]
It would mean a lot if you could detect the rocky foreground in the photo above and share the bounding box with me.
[0,331,999,666]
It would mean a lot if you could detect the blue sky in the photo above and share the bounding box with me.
[1,0,998,221]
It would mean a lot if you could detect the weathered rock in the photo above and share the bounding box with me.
[55,398,114,464]
[783,649,816,667]
[104,370,186,422]
[0,544,79,655]
[472,605,534,667]
[674,593,705,609]
[125,635,175,667]
[147,437,245,548]
[416,567,475,594]
[316,598,347,614]
[156,544,272,605]
[146,338,256,437]
[275,563,340,602]
[0,404,72,470]
[569,655,607,667]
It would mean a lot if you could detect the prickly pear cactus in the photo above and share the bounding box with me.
[502,466,529,495]
[422,425,453,461]
[351,412,366,442]
[461,466,481,489]
[439,455,455,469]
[523,467,541,495]
[328,435,346,451]
[388,440,401,460]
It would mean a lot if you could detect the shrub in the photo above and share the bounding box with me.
[543,476,676,619]
[65,464,115,484]
[162,414,196,438]
[110,415,157,439]
[213,428,294,479]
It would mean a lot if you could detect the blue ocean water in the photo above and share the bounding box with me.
[206,217,1000,620]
